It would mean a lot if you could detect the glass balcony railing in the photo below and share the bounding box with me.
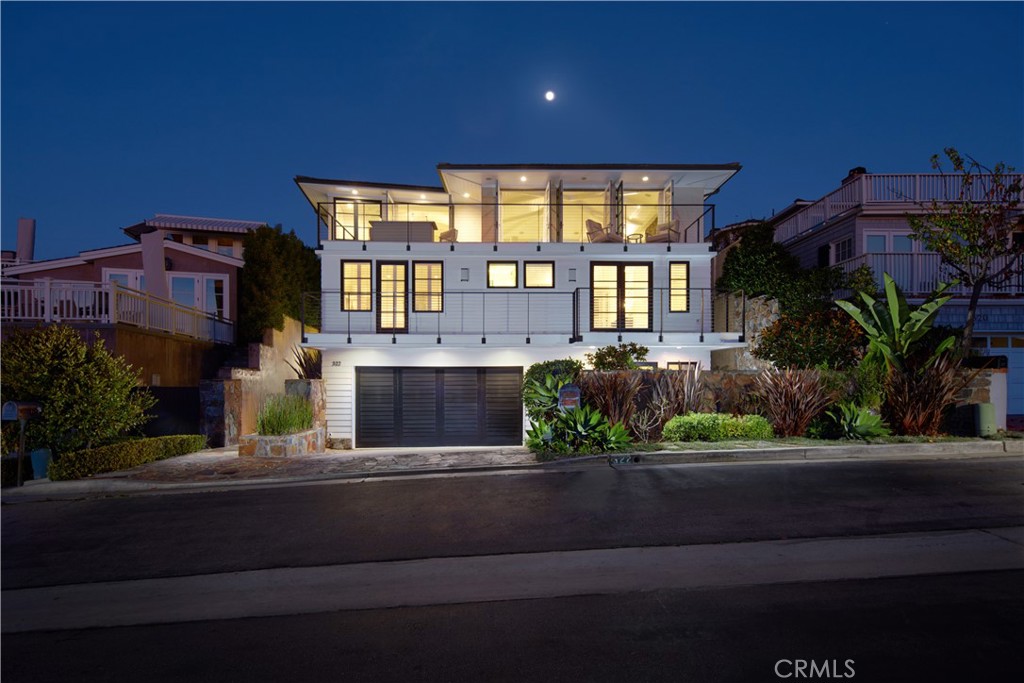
[315,201,715,245]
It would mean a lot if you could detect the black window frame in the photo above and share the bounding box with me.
[412,261,444,313]
[487,261,519,288]
[669,261,690,312]
[589,261,653,332]
[524,261,556,289]
[340,259,373,312]
[376,260,408,333]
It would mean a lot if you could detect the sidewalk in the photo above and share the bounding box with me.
[2,439,1020,502]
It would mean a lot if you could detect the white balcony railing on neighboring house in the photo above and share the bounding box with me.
[834,253,1024,297]
[775,173,1024,244]
[1,280,234,344]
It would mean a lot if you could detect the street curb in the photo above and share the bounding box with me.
[1,440,1020,503]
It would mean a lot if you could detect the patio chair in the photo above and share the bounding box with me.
[645,219,679,243]
[586,219,624,243]
[438,228,458,243]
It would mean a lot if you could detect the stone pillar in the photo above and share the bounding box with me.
[200,379,242,447]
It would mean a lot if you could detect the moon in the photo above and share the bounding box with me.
[545,90,555,102]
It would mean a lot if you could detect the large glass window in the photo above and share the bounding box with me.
[389,203,451,240]
[524,262,554,288]
[487,262,518,288]
[623,190,661,242]
[669,262,690,312]
[865,234,887,253]
[562,190,606,242]
[334,200,382,241]
[170,276,198,309]
[591,263,651,331]
[341,261,372,311]
[377,262,407,332]
[413,262,443,312]
[500,190,547,243]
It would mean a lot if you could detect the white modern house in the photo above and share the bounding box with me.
[296,162,747,448]
[771,168,1024,428]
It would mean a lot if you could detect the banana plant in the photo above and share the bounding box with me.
[836,273,957,372]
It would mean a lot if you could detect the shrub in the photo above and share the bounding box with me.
[257,395,313,436]
[526,405,631,459]
[753,310,866,370]
[882,354,971,436]
[827,402,891,440]
[48,435,207,481]
[238,224,321,343]
[287,346,322,380]
[716,222,801,300]
[585,343,649,370]
[523,358,583,394]
[0,325,155,456]
[577,370,644,426]
[755,367,834,437]
[662,413,774,442]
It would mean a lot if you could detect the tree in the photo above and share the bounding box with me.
[0,325,156,455]
[238,224,321,343]
[906,148,1023,348]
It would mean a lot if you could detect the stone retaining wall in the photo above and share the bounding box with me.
[238,426,326,457]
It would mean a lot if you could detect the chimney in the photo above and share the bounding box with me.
[16,218,36,263]
[842,167,868,184]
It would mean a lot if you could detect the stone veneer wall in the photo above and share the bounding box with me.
[238,427,326,457]
[711,294,778,371]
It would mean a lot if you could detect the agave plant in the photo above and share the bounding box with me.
[835,273,957,373]
[755,367,834,437]
[523,374,571,422]
[827,402,890,441]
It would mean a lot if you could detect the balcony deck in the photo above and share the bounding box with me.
[775,173,1024,244]
[1,280,235,344]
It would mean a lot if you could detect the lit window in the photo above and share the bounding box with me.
[669,262,689,312]
[667,361,699,372]
[413,262,443,312]
[487,262,518,288]
[591,262,651,331]
[524,262,554,288]
[341,261,371,311]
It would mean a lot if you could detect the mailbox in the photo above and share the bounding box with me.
[2,401,42,422]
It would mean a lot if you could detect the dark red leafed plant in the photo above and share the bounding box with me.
[755,367,834,437]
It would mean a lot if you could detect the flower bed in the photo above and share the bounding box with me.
[238,427,325,457]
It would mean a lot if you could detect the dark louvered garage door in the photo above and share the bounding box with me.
[356,367,523,447]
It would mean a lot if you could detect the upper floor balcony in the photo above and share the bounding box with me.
[833,253,1024,298]
[775,172,1024,244]
[312,199,715,248]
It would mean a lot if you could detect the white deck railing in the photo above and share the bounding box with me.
[775,173,1024,244]
[1,280,234,344]
[834,253,1023,297]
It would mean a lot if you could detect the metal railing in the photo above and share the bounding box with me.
[775,173,1024,244]
[1,280,234,344]
[315,201,716,246]
[303,287,744,344]
[833,253,1024,297]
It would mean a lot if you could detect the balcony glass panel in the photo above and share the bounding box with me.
[500,190,546,242]
[562,191,606,242]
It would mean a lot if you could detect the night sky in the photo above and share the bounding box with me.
[2,1,1022,261]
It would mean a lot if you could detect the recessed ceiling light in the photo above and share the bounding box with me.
[351,189,358,195]
[520,176,527,182]
[420,194,427,199]
[462,192,470,198]
[642,176,649,182]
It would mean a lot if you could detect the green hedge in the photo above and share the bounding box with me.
[662,413,774,442]
[48,435,207,481]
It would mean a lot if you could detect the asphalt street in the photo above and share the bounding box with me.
[2,456,1023,682]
